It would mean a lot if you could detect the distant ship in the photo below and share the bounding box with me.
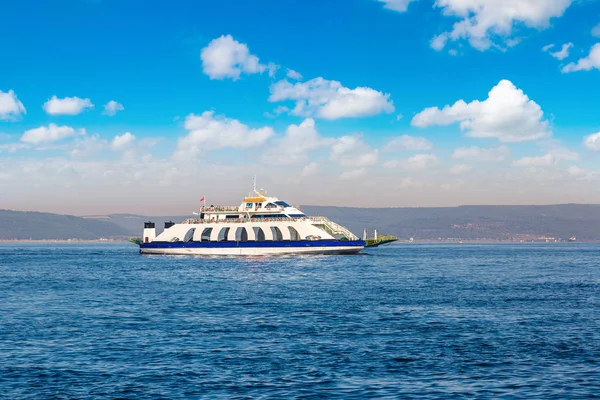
[134,185,397,256]
[569,236,577,242]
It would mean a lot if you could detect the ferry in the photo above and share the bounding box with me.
[135,186,397,256]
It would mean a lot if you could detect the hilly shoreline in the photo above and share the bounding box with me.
[1,204,599,242]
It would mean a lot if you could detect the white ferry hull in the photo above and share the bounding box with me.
[140,245,363,256]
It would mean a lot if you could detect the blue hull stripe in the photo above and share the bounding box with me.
[140,240,366,249]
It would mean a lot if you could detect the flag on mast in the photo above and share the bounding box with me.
[200,196,205,202]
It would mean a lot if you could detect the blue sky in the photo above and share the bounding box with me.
[1,0,600,214]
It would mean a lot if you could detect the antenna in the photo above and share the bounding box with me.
[253,174,257,192]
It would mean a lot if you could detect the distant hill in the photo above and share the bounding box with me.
[0,210,131,240]
[101,204,600,241]
[3,204,600,241]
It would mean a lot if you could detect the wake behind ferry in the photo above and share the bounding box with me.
[135,186,397,256]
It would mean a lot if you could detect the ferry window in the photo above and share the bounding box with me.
[201,228,212,241]
[253,227,266,241]
[288,227,300,241]
[235,227,248,242]
[275,201,290,208]
[246,203,253,208]
[218,227,230,242]
[271,226,283,241]
[266,203,278,209]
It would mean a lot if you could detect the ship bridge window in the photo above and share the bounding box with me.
[287,214,305,218]
[275,201,290,208]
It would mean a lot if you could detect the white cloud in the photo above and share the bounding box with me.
[21,124,78,145]
[103,100,124,116]
[452,145,510,162]
[330,135,379,167]
[548,42,573,60]
[200,35,277,80]
[584,132,600,151]
[43,96,93,116]
[513,154,554,167]
[383,160,400,168]
[0,90,26,121]
[567,165,597,181]
[542,44,554,52]
[264,105,290,118]
[301,162,319,177]
[70,135,107,158]
[399,177,425,188]
[378,0,417,12]
[412,80,550,143]
[269,77,394,120]
[174,111,275,159]
[262,118,332,165]
[450,164,472,174]
[384,135,433,151]
[286,69,303,80]
[592,24,600,38]
[111,132,136,151]
[431,0,573,51]
[513,146,578,167]
[403,153,440,170]
[562,43,600,73]
[340,168,367,180]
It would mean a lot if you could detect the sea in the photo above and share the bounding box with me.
[1,242,599,399]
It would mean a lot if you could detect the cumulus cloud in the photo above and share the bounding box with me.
[103,100,124,116]
[111,132,136,151]
[546,42,573,60]
[562,43,600,73]
[378,0,417,12]
[340,168,367,181]
[330,135,379,167]
[286,69,303,80]
[174,111,275,159]
[402,153,440,170]
[43,96,94,115]
[513,154,554,167]
[431,0,573,51]
[542,44,554,52]
[583,132,600,151]
[452,146,510,162]
[200,35,277,80]
[21,124,79,145]
[384,135,433,152]
[412,80,550,143]
[301,162,319,177]
[262,118,332,165]
[269,77,394,120]
[513,145,579,167]
[450,164,472,174]
[0,90,26,121]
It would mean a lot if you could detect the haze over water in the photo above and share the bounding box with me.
[1,243,599,398]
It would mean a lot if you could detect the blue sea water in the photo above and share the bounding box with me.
[1,243,599,399]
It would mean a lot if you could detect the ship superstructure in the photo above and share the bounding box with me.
[137,186,396,256]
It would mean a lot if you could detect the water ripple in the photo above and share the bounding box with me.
[1,242,599,398]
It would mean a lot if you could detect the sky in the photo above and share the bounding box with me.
[1,0,600,215]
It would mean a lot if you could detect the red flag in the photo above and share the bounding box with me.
[200,196,205,202]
